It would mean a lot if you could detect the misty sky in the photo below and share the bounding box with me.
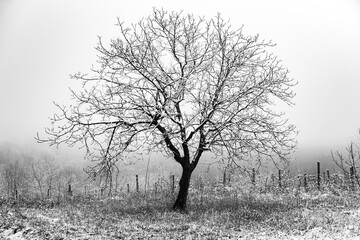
[0,0,360,156]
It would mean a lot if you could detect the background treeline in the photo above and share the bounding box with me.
[1,136,358,202]
[0,143,88,201]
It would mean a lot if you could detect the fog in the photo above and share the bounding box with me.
[0,0,360,171]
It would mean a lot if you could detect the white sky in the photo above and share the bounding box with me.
[0,0,360,155]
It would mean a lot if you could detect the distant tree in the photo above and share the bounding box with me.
[332,130,360,187]
[0,148,29,199]
[29,156,46,199]
[37,9,297,211]
[26,152,58,199]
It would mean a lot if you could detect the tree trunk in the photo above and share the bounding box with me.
[173,165,192,212]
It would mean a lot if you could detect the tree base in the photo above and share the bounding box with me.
[172,203,188,213]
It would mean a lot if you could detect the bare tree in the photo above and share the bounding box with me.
[37,9,297,211]
[30,157,46,199]
[26,153,58,199]
[1,153,29,199]
[332,130,360,186]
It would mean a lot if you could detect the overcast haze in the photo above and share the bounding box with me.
[0,0,360,159]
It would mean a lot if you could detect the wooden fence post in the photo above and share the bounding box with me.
[278,169,282,188]
[350,166,355,191]
[154,182,157,199]
[68,184,72,196]
[171,175,175,193]
[136,175,139,192]
[317,161,321,190]
[252,168,256,185]
[127,183,130,193]
[327,169,330,181]
[303,173,307,191]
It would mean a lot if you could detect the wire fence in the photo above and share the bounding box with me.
[1,161,360,206]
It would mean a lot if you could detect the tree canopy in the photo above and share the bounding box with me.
[38,9,297,210]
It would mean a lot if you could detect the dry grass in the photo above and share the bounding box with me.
[1,175,360,239]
